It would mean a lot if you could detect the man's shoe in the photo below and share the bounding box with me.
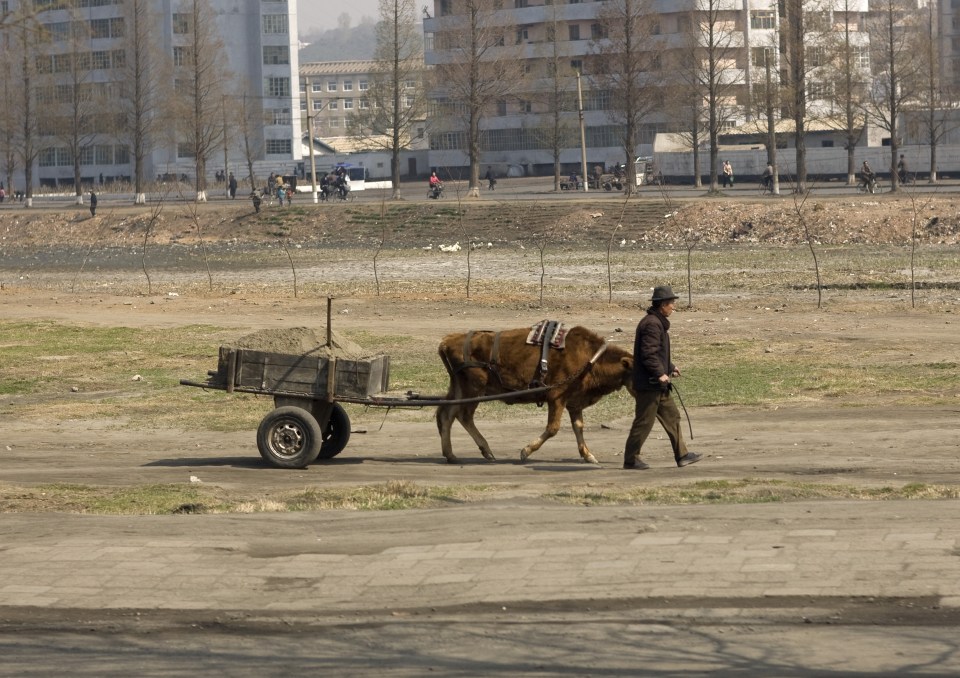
[623,460,650,470]
[676,452,702,467]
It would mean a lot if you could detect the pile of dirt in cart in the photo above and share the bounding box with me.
[229,327,367,359]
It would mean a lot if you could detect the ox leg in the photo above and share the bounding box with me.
[457,403,497,461]
[519,400,565,462]
[436,404,460,464]
[437,402,496,462]
[567,407,599,464]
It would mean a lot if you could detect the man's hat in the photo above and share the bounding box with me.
[651,285,679,302]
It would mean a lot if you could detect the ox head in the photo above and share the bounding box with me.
[619,355,637,398]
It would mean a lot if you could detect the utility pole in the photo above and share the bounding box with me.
[304,77,319,203]
[577,71,588,192]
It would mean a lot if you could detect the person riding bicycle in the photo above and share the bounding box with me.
[860,161,876,193]
[762,163,773,190]
[428,171,443,198]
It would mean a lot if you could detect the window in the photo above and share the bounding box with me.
[79,147,94,165]
[343,99,353,109]
[312,100,323,111]
[751,47,773,68]
[173,46,193,67]
[405,93,415,108]
[497,100,507,116]
[515,0,528,7]
[404,79,416,89]
[568,24,579,41]
[520,99,532,113]
[359,98,369,109]
[270,108,291,124]
[343,80,353,91]
[327,81,337,91]
[853,46,869,70]
[266,139,292,154]
[172,13,191,34]
[177,143,195,159]
[262,45,289,65]
[90,18,123,39]
[328,99,338,110]
[591,23,606,40]
[516,26,528,43]
[262,15,288,34]
[807,46,825,68]
[92,50,111,69]
[751,10,775,30]
[439,0,451,16]
[266,76,290,97]
[570,59,583,73]
[95,145,113,164]
[311,81,322,92]
[359,79,368,91]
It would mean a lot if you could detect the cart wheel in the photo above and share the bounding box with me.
[603,182,612,191]
[257,406,323,468]
[317,403,351,459]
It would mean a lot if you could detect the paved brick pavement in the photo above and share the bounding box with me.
[2,500,958,617]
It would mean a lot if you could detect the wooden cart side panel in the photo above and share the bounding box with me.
[334,355,390,398]
[235,349,329,396]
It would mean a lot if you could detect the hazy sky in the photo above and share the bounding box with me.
[298,0,381,34]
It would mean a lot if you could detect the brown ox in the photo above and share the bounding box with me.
[436,325,635,463]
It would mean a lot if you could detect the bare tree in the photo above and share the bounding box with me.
[45,10,99,206]
[781,0,810,192]
[122,0,169,204]
[675,1,742,191]
[171,0,232,202]
[11,6,45,207]
[536,6,578,192]
[430,0,524,198]
[0,21,18,195]
[820,0,871,186]
[591,0,664,195]
[862,0,923,192]
[347,0,426,200]
[909,2,960,184]
[237,93,265,193]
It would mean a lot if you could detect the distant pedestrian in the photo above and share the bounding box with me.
[897,154,909,185]
[251,191,261,213]
[721,160,734,188]
[485,166,497,191]
[89,191,98,217]
[228,172,237,199]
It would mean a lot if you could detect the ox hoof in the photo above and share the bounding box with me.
[444,455,460,464]
[519,449,532,463]
[583,455,599,465]
[481,450,497,461]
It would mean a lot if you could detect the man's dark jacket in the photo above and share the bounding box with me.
[632,308,674,391]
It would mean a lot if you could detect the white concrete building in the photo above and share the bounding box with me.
[1,0,302,192]
[421,0,872,176]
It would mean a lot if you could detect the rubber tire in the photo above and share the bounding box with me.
[257,406,323,469]
[603,182,612,191]
[316,402,351,459]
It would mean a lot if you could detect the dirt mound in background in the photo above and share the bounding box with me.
[230,327,368,359]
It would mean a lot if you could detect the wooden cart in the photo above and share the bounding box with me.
[180,346,391,469]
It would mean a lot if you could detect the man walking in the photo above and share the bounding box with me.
[623,285,702,469]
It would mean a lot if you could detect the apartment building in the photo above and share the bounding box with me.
[421,0,871,174]
[0,0,301,191]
